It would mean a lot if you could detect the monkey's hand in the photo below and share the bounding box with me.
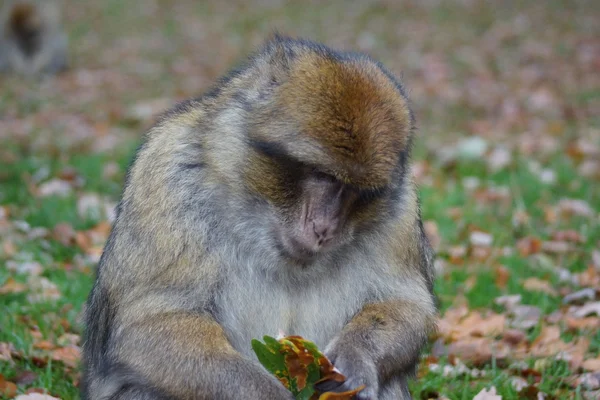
[316,345,378,400]
[248,366,296,400]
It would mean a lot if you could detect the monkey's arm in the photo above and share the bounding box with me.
[321,210,437,400]
[331,298,435,371]
[322,297,435,398]
[99,311,294,400]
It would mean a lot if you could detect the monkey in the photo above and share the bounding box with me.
[0,0,68,76]
[81,35,437,400]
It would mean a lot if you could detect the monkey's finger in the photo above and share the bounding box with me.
[314,379,345,392]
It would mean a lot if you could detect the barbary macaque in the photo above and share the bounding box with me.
[0,0,68,76]
[82,35,437,400]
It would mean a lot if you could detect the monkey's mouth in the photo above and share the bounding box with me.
[275,233,321,264]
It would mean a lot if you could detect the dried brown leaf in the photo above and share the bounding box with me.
[495,266,510,289]
[523,278,557,296]
[516,237,542,256]
[52,223,76,246]
[583,359,600,372]
[565,316,600,331]
[0,278,27,295]
[0,342,15,363]
[0,374,17,398]
[50,346,81,368]
[551,230,585,243]
[541,240,574,254]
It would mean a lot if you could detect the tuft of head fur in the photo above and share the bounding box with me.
[245,35,414,190]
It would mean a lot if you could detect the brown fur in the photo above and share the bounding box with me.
[7,3,39,36]
[82,35,435,400]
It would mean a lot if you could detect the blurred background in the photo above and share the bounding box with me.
[0,1,598,399]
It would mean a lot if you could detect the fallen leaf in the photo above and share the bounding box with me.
[470,231,493,247]
[318,386,366,399]
[37,179,73,198]
[552,230,584,243]
[509,376,528,392]
[6,261,43,276]
[448,246,467,264]
[502,329,527,346]
[565,316,600,331]
[473,386,502,400]
[495,295,522,310]
[495,266,510,289]
[557,199,595,218]
[50,346,80,368]
[575,267,600,288]
[583,359,600,372]
[563,288,596,304]
[14,370,38,385]
[487,146,512,172]
[0,277,27,295]
[517,237,542,256]
[583,391,600,400]
[26,276,61,303]
[523,278,558,296]
[576,372,600,390]
[0,342,15,362]
[77,193,104,220]
[541,240,573,254]
[457,137,488,159]
[459,312,506,339]
[509,305,541,330]
[574,302,600,318]
[14,393,61,400]
[563,337,591,370]
[52,223,77,246]
[33,340,54,351]
[0,374,17,398]
[57,334,80,347]
[530,326,569,357]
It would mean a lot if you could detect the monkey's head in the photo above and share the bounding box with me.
[6,2,44,56]
[242,41,413,264]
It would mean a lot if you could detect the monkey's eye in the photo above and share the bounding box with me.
[310,170,337,182]
[357,187,387,204]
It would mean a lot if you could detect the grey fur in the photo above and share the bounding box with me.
[82,36,436,400]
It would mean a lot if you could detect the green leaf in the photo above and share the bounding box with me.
[251,338,286,376]
[296,384,316,400]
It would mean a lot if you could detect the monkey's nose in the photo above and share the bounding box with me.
[312,220,335,246]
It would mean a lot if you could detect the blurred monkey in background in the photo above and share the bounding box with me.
[0,0,68,76]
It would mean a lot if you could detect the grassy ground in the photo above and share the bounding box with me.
[1,1,599,399]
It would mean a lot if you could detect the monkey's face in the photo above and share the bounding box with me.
[274,172,356,262]
[245,145,392,264]
[243,55,411,263]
